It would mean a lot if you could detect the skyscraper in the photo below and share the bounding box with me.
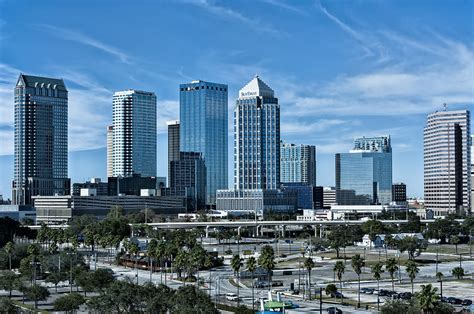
[167,120,180,186]
[180,80,228,205]
[234,75,280,190]
[424,109,471,216]
[112,90,157,177]
[106,125,113,178]
[336,136,392,205]
[280,142,316,186]
[12,74,70,205]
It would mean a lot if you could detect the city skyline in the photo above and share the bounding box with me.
[1,1,473,198]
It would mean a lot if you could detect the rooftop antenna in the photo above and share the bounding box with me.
[443,103,447,111]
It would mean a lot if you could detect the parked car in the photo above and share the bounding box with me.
[447,297,463,305]
[360,288,370,293]
[327,307,342,314]
[331,292,344,299]
[462,299,472,306]
[366,288,375,294]
[378,290,390,297]
[398,292,413,300]
[226,293,240,301]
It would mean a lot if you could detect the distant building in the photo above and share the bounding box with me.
[180,80,228,205]
[281,183,323,209]
[169,152,207,211]
[280,142,316,186]
[34,194,187,224]
[107,125,113,178]
[0,205,36,222]
[167,120,180,186]
[108,175,162,196]
[323,187,337,207]
[424,109,471,216]
[392,183,407,205]
[73,178,108,196]
[336,135,392,205]
[216,189,297,216]
[12,74,70,205]
[234,76,280,190]
[112,89,157,177]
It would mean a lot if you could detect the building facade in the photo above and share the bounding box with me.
[234,76,280,190]
[392,183,407,204]
[169,152,207,210]
[424,109,471,216]
[280,142,316,186]
[336,136,392,205]
[281,183,323,209]
[323,187,337,207]
[167,120,180,186]
[180,81,228,205]
[107,125,113,178]
[73,178,108,196]
[112,90,157,177]
[12,74,70,205]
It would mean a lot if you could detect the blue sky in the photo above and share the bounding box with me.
[0,0,473,199]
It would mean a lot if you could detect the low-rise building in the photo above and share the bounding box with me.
[0,205,36,222]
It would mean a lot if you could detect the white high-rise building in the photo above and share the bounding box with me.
[424,109,471,216]
[234,75,280,190]
[106,125,113,178]
[112,90,157,177]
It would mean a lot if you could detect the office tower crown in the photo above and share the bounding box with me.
[239,75,274,99]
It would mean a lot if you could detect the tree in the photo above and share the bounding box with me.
[325,283,338,302]
[351,254,365,308]
[381,299,420,314]
[451,266,465,279]
[25,284,50,309]
[406,261,419,294]
[54,293,85,313]
[4,242,14,271]
[333,261,345,304]
[172,285,218,314]
[304,257,315,300]
[385,258,398,291]
[435,272,444,298]
[230,254,242,307]
[46,271,66,293]
[398,236,427,260]
[372,262,384,295]
[0,271,18,298]
[0,297,16,312]
[258,245,275,291]
[247,256,257,312]
[416,284,438,314]
[327,226,348,259]
[450,235,460,254]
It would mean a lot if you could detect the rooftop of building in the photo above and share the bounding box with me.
[239,75,274,99]
[17,74,67,91]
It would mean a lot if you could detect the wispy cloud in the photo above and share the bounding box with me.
[38,24,131,64]
[183,0,284,36]
[261,0,307,16]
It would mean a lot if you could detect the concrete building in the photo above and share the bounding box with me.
[0,205,36,222]
[73,178,108,196]
[167,120,180,186]
[112,90,157,177]
[107,125,113,178]
[216,189,297,216]
[234,76,280,190]
[108,175,165,196]
[392,182,407,205]
[323,187,337,208]
[34,194,187,224]
[180,81,228,205]
[12,74,70,205]
[424,109,471,216]
[280,142,316,186]
[336,136,392,205]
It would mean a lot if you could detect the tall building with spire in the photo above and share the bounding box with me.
[234,75,280,190]
[12,74,70,205]
[424,109,471,216]
[112,90,157,177]
[179,80,228,205]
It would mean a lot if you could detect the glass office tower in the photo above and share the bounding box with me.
[424,109,471,216]
[280,142,316,186]
[112,90,157,177]
[180,81,228,205]
[234,75,280,190]
[12,74,70,205]
[335,136,392,205]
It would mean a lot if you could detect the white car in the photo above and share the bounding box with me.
[226,293,240,301]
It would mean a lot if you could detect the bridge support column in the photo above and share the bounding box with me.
[319,225,323,238]
[313,225,318,237]
[205,226,210,238]
[237,226,242,237]
[281,225,286,238]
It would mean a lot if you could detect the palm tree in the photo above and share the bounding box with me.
[351,254,365,308]
[406,261,419,294]
[450,235,460,254]
[27,244,40,285]
[128,242,139,284]
[435,272,444,299]
[258,245,275,292]
[385,257,398,292]
[333,261,345,304]
[416,284,438,314]
[230,254,242,307]
[4,242,14,271]
[451,266,465,279]
[247,256,257,313]
[304,257,315,300]
[371,262,384,295]
[325,283,338,303]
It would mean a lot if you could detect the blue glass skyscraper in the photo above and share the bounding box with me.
[336,136,392,205]
[234,76,280,190]
[179,80,228,205]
